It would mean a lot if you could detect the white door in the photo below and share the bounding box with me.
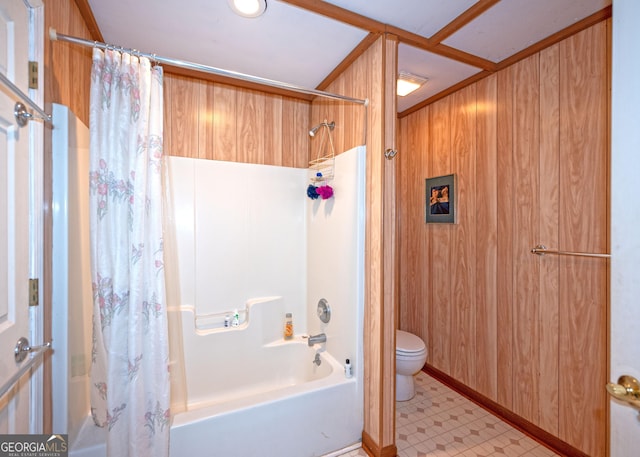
[0,0,38,433]
[609,0,640,455]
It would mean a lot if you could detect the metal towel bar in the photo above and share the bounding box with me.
[0,340,52,400]
[0,71,52,126]
[531,244,611,259]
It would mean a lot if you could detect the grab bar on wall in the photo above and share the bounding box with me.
[531,244,611,259]
[0,341,52,400]
[0,72,52,126]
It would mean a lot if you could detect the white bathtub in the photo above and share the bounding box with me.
[170,341,360,457]
[69,298,363,457]
[69,343,361,457]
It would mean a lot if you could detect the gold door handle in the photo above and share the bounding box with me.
[606,375,640,408]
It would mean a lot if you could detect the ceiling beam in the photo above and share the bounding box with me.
[280,0,388,33]
[280,0,495,71]
[429,0,501,44]
[398,5,612,117]
[385,25,494,71]
[432,43,496,71]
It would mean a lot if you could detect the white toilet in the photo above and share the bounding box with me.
[396,330,427,401]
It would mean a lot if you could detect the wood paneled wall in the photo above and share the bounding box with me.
[164,74,310,166]
[398,22,609,456]
[45,0,93,125]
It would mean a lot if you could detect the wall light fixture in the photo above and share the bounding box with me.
[397,71,428,96]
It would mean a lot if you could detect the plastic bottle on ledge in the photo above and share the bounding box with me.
[345,359,353,378]
[232,309,240,327]
[284,313,294,340]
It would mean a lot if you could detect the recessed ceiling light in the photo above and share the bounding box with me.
[228,0,267,18]
[397,71,428,97]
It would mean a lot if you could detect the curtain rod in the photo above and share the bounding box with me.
[49,28,369,106]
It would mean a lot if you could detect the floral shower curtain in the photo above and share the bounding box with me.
[88,47,170,457]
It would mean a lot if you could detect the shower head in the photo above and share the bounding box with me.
[309,125,321,137]
[308,121,335,137]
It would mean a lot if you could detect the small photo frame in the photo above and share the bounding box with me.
[425,174,455,224]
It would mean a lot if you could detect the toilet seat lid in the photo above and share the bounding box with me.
[396,330,426,353]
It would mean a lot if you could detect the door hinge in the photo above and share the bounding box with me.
[28,61,38,89]
[29,278,39,307]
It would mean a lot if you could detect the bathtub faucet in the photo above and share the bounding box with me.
[307,333,326,346]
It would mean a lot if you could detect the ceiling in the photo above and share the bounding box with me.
[86,0,611,114]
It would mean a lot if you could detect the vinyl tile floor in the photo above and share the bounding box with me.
[341,371,561,457]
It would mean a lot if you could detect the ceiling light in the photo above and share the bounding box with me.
[397,71,428,97]
[228,0,267,18]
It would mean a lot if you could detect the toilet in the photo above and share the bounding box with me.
[396,330,427,401]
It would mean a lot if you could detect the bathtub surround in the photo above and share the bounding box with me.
[51,104,92,446]
[165,156,307,321]
[165,146,365,455]
[52,114,366,456]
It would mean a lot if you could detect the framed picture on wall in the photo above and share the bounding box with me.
[425,174,456,223]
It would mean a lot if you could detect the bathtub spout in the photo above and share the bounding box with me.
[307,333,326,346]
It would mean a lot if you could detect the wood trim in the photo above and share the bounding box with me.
[399,6,611,117]
[433,43,496,71]
[424,365,590,457]
[382,33,398,449]
[72,0,103,41]
[385,27,495,72]
[384,25,431,51]
[282,0,497,72]
[495,5,612,71]
[429,0,502,44]
[73,0,610,117]
[362,431,398,457]
[316,33,380,91]
[279,0,387,33]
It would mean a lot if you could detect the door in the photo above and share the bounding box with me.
[609,0,640,455]
[0,0,37,433]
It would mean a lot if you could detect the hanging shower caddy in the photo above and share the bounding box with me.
[307,120,335,200]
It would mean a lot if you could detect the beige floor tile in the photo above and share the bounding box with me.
[337,374,562,457]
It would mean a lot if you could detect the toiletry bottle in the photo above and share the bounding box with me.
[232,309,240,327]
[345,359,353,378]
[224,315,230,328]
[284,313,294,339]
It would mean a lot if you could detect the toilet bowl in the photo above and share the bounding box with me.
[396,330,427,401]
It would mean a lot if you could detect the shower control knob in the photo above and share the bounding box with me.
[317,298,331,323]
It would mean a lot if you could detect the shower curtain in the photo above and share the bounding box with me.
[88,47,170,457]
